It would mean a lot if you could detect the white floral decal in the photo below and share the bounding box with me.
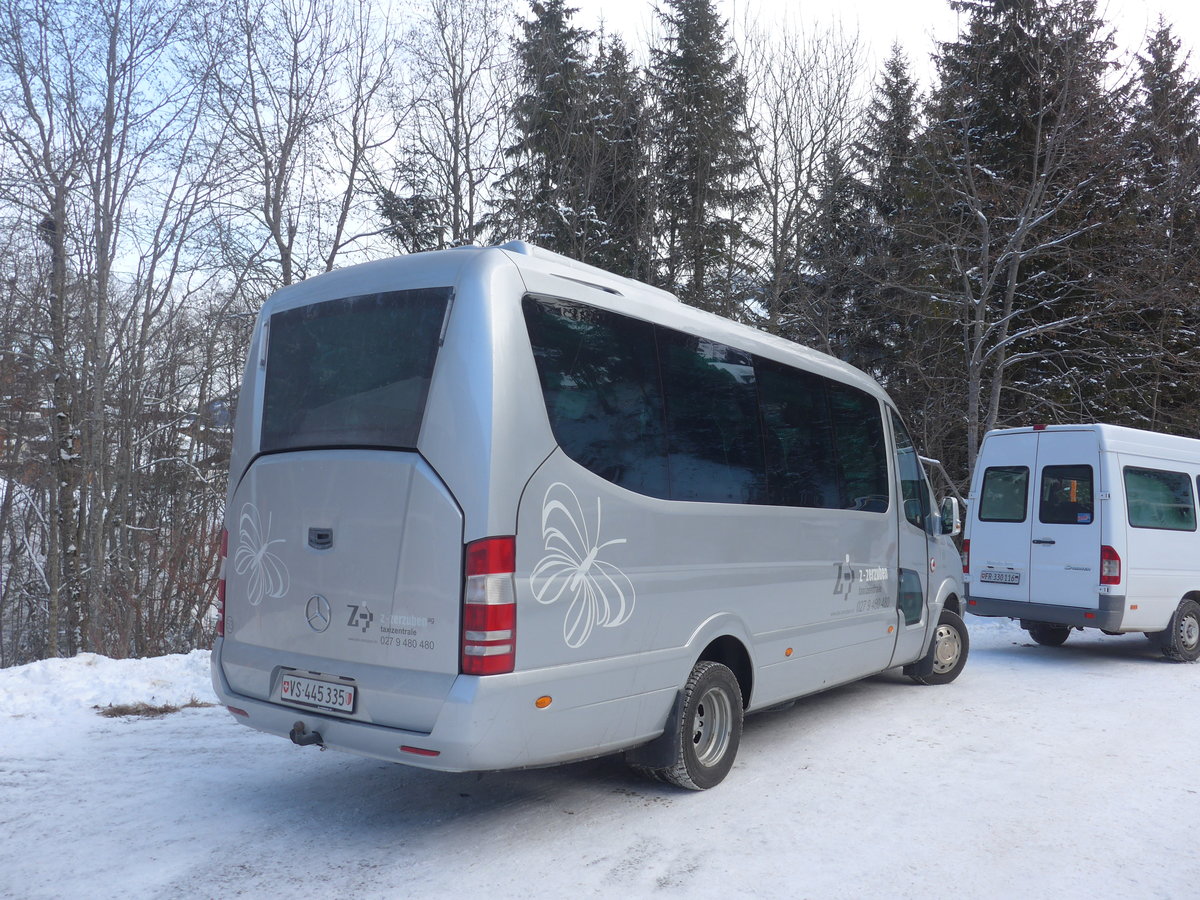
[530,483,635,648]
[233,503,289,606]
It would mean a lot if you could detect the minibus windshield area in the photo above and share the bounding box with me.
[260,287,451,453]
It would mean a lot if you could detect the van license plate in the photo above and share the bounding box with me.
[979,570,1020,585]
[279,675,355,713]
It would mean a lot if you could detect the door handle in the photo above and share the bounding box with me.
[1032,538,1056,545]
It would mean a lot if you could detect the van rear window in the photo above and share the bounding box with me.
[978,466,1029,522]
[260,288,451,453]
[1039,465,1094,525]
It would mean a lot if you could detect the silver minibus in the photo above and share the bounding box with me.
[211,242,967,789]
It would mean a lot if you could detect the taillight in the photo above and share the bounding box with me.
[462,536,516,675]
[216,528,228,638]
[961,538,970,575]
[1100,545,1121,585]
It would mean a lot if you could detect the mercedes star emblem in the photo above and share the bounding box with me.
[305,594,332,633]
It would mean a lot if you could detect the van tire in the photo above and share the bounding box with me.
[1027,623,1072,647]
[651,661,743,790]
[1160,599,1200,663]
[909,609,969,685]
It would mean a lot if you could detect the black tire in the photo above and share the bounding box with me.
[909,608,969,685]
[1027,622,1072,647]
[1160,599,1200,663]
[654,661,743,790]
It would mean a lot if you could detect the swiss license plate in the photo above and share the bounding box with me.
[979,569,1021,585]
[279,674,355,714]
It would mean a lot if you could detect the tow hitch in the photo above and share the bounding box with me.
[289,721,324,748]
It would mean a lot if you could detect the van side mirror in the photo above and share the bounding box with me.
[940,496,962,537]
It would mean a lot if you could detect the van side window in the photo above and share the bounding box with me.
[829,384,890,512]
[891,412,931,529]
[658,330,767,504]
[523,294,888,512]
[1124,467,1197,531]
[756,357,839,508]
[978,467,1029,522]
[522,297,670,498]
[1039,465,1094,525]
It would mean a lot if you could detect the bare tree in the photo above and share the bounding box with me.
[383,0,514,249]
[207,0,398,289]
[920,0,1124,469]
[0,0,224,658]
[739,17,865,337]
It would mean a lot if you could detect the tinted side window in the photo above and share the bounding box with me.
[1039,465,1094,525]
[756,357,839,509]
[828,383,889,512]
[979,467,1029,522]
[891,412,931,529]
[658,329,766,504]
[1125,467,1196,531]
[522,297,669,497]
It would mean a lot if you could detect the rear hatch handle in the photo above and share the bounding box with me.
[1032,538,1056,545]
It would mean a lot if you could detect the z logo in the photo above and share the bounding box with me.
[833,556,854,596]
[346,604,374,633]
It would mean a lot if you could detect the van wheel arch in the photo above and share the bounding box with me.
[623,634,751,783]
[942,594,961,617]
[699,635,752,708]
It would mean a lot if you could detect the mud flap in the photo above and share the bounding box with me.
[903,636,936,679]
[624,690,685,769]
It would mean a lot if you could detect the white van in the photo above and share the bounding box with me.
[210,242,967,789]
[964,423,1200,661]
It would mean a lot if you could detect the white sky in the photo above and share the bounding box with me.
[576,0,1200,86]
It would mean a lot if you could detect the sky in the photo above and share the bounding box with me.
[577,0,1200,87]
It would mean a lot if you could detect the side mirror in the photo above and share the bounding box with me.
[940,496,962,537]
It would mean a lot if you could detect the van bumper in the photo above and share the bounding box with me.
[210,638,676,773]
[964,589,1125,631]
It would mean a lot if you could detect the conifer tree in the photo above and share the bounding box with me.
[1107,20,1200,432]
[578,33,654,280]
[651,0,756,314]
[492,0,593,252]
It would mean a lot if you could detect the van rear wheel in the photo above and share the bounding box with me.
[1027,623,1071,647]
[1160,599,1200,663]
[651,661,743,790]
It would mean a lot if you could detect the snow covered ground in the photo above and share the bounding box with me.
[2,617,1198,899]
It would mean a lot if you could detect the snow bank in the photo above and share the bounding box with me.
[0,648,213,719]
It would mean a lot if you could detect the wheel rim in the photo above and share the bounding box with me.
[691,685,733,767]
[932,623,962,674]
[1179,613,1200,651]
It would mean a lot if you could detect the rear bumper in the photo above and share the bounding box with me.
[964,587,1125,631]
[210,638,676,772]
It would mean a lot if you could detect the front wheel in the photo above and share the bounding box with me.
[909,608,969,685]
[1160,599,1200,663]
[650,661,744,790]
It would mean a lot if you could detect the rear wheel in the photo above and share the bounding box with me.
[1160,599,1200,663]
[909,609,969,685]
[650,661,743,790]
[1027,623,1072,647]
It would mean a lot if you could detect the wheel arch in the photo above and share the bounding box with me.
[698,635,753,709]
